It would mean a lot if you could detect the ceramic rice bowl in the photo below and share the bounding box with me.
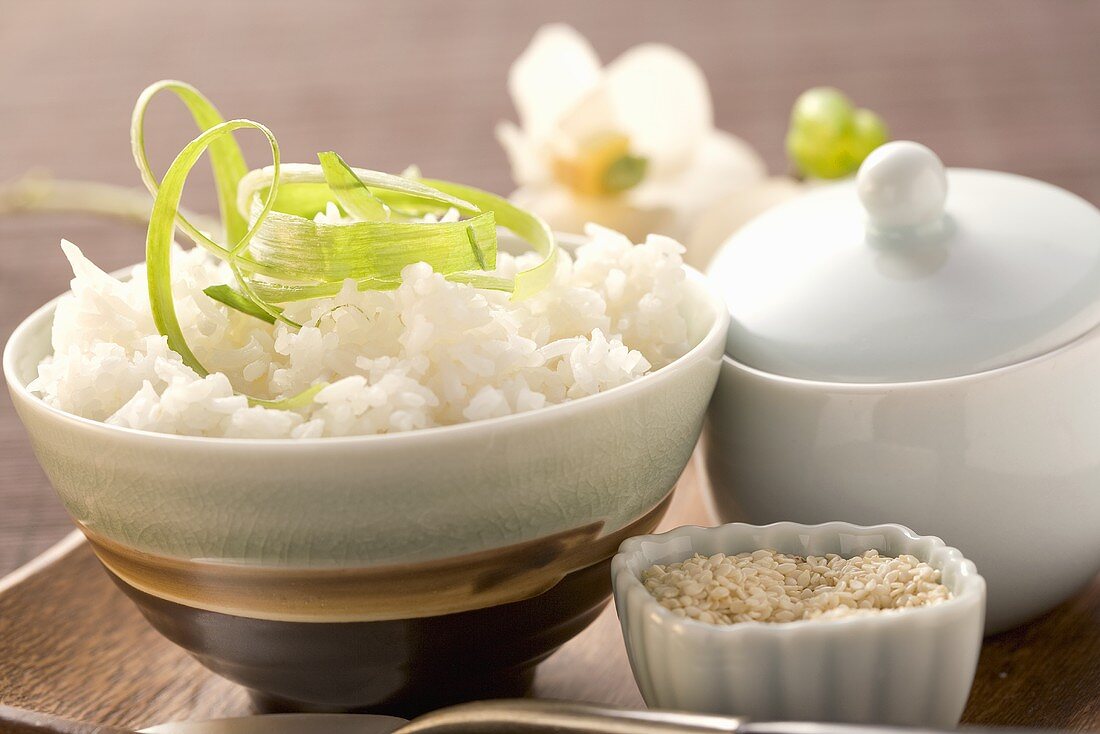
[4,267,728,714]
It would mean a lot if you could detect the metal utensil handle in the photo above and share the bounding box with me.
[397,700,744,734]
[402,702,1089,734]
[743,724,1087,734]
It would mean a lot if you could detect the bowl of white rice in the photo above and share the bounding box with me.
[4,222,728,713]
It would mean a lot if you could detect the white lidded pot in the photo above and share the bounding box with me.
[704,141,1100,633]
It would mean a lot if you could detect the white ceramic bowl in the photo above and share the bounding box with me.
[4,265,729,712]
[612,522,985,727]
[704,337,1100,634]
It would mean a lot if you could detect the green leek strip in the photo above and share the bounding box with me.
[444,272,515,292]
[249,382,326,410]
[236,163,478,220]
[318,152,389,221]
[131,80,249,249]
[263,181,339,220]
[145,117,324,409]
[241,271,514,306]
[466,226,488,269]
[144,117,321,411]
[233,164,556,301]
[146,118,279,375]
[421,178,558,300]
[244,205,498,281]
[230,263,300,328]
[203,284,278,324]
[246,277,401,303]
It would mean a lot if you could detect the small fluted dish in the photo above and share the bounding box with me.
[611,521,986,727]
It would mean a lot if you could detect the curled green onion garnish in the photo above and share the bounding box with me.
[145,117,282,377]
[318,151,390,222]
[132,80,559,410]
[236,160,479,219]
[239,188,499,283]
[423,178,557,300]
[249,382,327,411]
[203,284,278,324]
[228,161,557,298]
[131,80,250,250]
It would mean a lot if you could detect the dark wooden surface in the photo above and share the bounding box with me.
[1,0,1099,728]
[0,464,1097,731]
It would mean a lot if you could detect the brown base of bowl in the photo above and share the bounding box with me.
[105,557,612,715]
[248,667,536,715]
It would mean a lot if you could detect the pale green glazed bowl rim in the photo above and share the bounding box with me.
[5,263,730,448]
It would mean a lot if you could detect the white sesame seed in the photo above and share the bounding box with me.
[639,549,951,624]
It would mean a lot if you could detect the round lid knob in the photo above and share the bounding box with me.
[708,141,1100,383]
[858,141,947,232]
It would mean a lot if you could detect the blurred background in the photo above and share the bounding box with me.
[1,0,1099,571]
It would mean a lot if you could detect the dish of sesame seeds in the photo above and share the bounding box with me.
[641,548,952,624]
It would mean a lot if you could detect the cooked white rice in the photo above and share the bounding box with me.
[29,223,693,438]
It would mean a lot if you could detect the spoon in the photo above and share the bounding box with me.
[0,699,1084,734]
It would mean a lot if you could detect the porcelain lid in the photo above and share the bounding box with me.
[707,141,1100,382]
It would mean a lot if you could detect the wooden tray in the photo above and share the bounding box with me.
[0,461,1097,732]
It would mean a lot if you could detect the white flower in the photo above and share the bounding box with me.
[497,24,770,268]
[686,176,806,268]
